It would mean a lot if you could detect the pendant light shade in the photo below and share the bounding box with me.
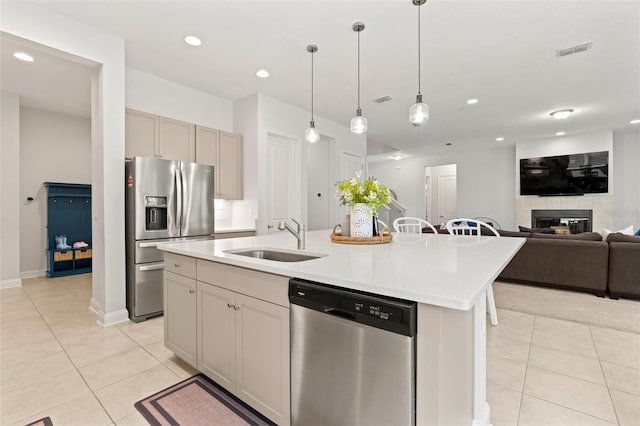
[305,45,320,143]
[351,22,367,134]
[305,121,320,143]
[409,0,429,126]
[350,108,367,134]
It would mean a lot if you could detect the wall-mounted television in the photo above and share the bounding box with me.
[519,150,609,196]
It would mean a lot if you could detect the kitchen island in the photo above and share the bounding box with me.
[159,229,524,426]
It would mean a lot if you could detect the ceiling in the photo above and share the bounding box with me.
[2,1,639,161]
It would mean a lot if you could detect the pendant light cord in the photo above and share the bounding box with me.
[357,29,361,109]
[311,50,314,120]
[417,3,421,95]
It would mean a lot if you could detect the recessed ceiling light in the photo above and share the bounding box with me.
[183,36,202,46]
[466,98,479,105]
[391,154,403,161]
[13,52,34,62]
[495,137,504,142]
[556,131,566,136]
[630,119,640,124]
[256,69,270,78]
[550,109,574,120]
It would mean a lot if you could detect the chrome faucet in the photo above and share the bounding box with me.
[277,219,305,250]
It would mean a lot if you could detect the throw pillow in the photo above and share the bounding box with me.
[602,225,634,241]
[519,225,555,234]
[635,228,640,237]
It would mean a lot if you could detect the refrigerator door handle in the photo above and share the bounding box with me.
[175,166,182,234]
[181,165,187,230]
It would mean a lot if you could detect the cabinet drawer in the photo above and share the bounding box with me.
[197,260,289,307]
[165,253,196,279]
[54,251,73,262]
[74,248,92,259]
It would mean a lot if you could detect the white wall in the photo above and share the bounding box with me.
[369,146,517,230]
[515,131,614,232]
[19,107,92,278]
[612,129,640,230]
[126,68,233,131]
[0,92,22,288]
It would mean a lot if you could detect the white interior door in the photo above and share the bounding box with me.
[265,133,300,234]
[437,174,457,224]
[307,136,330,231]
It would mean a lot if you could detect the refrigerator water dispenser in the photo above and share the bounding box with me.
[145,196,167,231]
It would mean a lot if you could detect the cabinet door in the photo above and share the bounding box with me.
[159,117,195,162]
[164,271,197,367]
[198,282,237,393]
[218,132,244,200]
[125,109,157,159]
[195,126,220,167]
[235,293,290,425]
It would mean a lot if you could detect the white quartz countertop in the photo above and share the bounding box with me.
[158,230,525,310]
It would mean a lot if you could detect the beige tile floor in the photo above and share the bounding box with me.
[0,275,638,425]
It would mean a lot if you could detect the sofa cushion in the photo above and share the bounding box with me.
[519,226,555,234]
[530,231,603,241]
[607,232,640,243]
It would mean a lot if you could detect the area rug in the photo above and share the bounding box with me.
[135,373,275,426]
[25,417,53,426]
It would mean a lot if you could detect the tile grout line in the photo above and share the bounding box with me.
[515,314,535,425]
[590,324,622,426]
[20,279,118,426]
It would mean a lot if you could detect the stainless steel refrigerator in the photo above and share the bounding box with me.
[125,156,215,322]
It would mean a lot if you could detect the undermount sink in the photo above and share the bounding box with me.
[224,247,327,262]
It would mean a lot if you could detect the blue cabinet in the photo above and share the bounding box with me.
[45,182,92,278]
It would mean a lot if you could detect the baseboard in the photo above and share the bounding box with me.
[90,301,130,326]
[0,278,22,289]
[20,269,46,279]
[472,402,492,426]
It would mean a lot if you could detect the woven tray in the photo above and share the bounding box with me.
[330,231,392,245]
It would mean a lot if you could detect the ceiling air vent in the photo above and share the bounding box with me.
[557,42,593,57]
[373,96,393,103]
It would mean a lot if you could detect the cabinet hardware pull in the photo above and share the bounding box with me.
[174,263,180,267]
[189,289,195,294]
[227,302,233,309]
[234,305,240,310]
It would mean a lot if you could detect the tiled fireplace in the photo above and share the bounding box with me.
[532,209,593,233]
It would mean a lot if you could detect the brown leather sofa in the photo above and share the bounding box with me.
[497,232,609,297]
[607,233,640,299]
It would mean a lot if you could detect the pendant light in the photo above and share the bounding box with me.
[350,22,367,134]
[409,0,430,126]
[304,45,320,143]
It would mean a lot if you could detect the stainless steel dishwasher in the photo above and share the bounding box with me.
[289,278,417,426]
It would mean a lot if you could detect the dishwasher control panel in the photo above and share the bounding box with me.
[289,278,417,337]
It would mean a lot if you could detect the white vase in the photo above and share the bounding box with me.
[350,203,373,237]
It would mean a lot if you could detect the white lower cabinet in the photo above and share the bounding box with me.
[197,280,290,425]
[163,271,197,367]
